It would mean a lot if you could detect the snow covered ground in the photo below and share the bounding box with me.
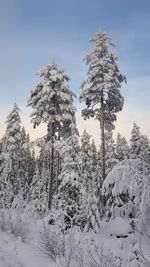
[0,214,150,267]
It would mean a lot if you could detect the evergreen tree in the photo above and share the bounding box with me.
[115,133,129,162]
[102,159,145,220]
[28,63,76,209]
[80,31,126,183]
[130,123,143,159]
[80,130,92,192]
[20,127,35,199]
[80,130,100,232]
[130,123,150,175]
[1,104,26,202]
[30,162,48,213]
[0,140,3,175]
[140,135,150,174]
[105,130,116,176]
[55,133,82,229]
[0,161,14,208]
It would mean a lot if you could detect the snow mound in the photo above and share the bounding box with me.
[108,217,131,237]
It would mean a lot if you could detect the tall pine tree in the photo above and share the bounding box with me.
[28,63,76,209]
[80,31,126,183]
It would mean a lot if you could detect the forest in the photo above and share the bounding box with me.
[0,32,150,267]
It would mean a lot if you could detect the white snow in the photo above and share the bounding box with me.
[108,217,132,237]
[0,213,149,267]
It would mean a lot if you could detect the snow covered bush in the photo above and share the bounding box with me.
[102,159,146,221]
[39,223,81,266]
[127,242,150,267]
[0,195,34,241]
[108,217,132,238]
[88,243,116,267]
[0,208,28,241]
[39,223,64,262]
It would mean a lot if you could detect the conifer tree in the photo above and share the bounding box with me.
[0,140,3,175]
[30,162,48,213]
[140,135,150,174]
[1,104,26,201]
[130,124,150,174]
[115,133,129,162]
[28,63,76,209]
[105,130,116,176]
[80,130,92,192]
[102,159,145,220]
[80,31,126,182]
[80,130,100,231]
[56,133,82,229]
[130,123,143,159]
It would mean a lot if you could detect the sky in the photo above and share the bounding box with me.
[0,0,150,145]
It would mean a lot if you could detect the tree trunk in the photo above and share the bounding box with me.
[100,91,105,182]
[48,122,55,210]
[56,129,60,195]
[99,91,106,217]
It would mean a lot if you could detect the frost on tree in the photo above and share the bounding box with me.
[140,183,150,237]
[54,133,82,230]
[102,159,146,220]
[130,123,143,159]
[21,127,35,200]
[0,104,29,206]
[80,31,126,182]
[80,130,100,232]
[130,123,150,174]
[115,133,129,162]
[28,63,76,133]
[28,63,76,209]
[30,163,48,213]
[80,130,94,192]
[104,130,117,176]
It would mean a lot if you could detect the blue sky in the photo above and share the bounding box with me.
[0,0,150,141]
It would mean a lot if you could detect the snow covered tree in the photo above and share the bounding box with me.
[80,31,126,183]
[140,135,150,174]
[80,129,92,192]
[20,127,36,200]
[0,163,14,208]
[130,124,150,175]
[80,130,100,232]
[55,133,82,229]
[115,133,129,163]
[0,140,3,175]
[130,123,143,159]
[1,104,27,202]
[102,159,145,220]
[28,63,76,209]
[52,135,81,228]
[30,162,48,214]
[140,182,150,237]
[104,130,117,176]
